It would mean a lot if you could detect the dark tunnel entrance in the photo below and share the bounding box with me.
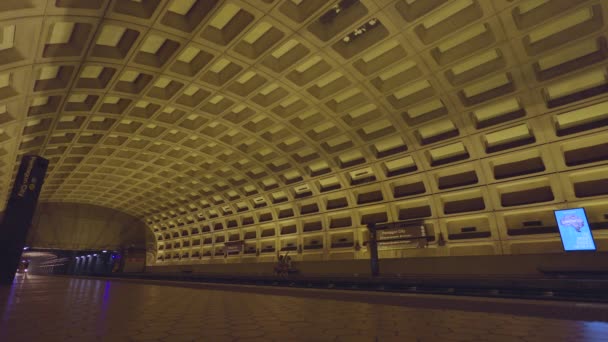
[18,248,147,276]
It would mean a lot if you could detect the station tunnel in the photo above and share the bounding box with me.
[0,0,608,340]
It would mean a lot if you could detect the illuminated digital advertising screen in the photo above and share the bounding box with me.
[554,208,597,252]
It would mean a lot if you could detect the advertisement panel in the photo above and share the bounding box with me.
[554,208,596,252]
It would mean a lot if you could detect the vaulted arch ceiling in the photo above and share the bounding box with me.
[27,202,148,251]
[0,0,607,234]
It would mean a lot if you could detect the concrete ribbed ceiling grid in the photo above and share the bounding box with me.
[0,0,606,225]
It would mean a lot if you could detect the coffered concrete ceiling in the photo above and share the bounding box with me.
[0,0,607,239]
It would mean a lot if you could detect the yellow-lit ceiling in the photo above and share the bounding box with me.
[0,0,607,232]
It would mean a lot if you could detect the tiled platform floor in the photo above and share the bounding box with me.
[1,275,607,342]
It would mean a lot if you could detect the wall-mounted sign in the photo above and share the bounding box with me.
[224,240,244,253]
[0,155,49,284]
[375,222,427,250]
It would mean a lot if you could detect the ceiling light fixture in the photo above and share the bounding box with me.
[319,0,359,24]
[342,18,379,43]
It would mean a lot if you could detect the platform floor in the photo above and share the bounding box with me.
[1,275,607,342]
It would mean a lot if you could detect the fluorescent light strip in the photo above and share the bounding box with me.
[348,167,373,180]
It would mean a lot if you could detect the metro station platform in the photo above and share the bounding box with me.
[1,275,607,342]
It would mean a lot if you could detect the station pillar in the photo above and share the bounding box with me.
[0,156,48,285]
